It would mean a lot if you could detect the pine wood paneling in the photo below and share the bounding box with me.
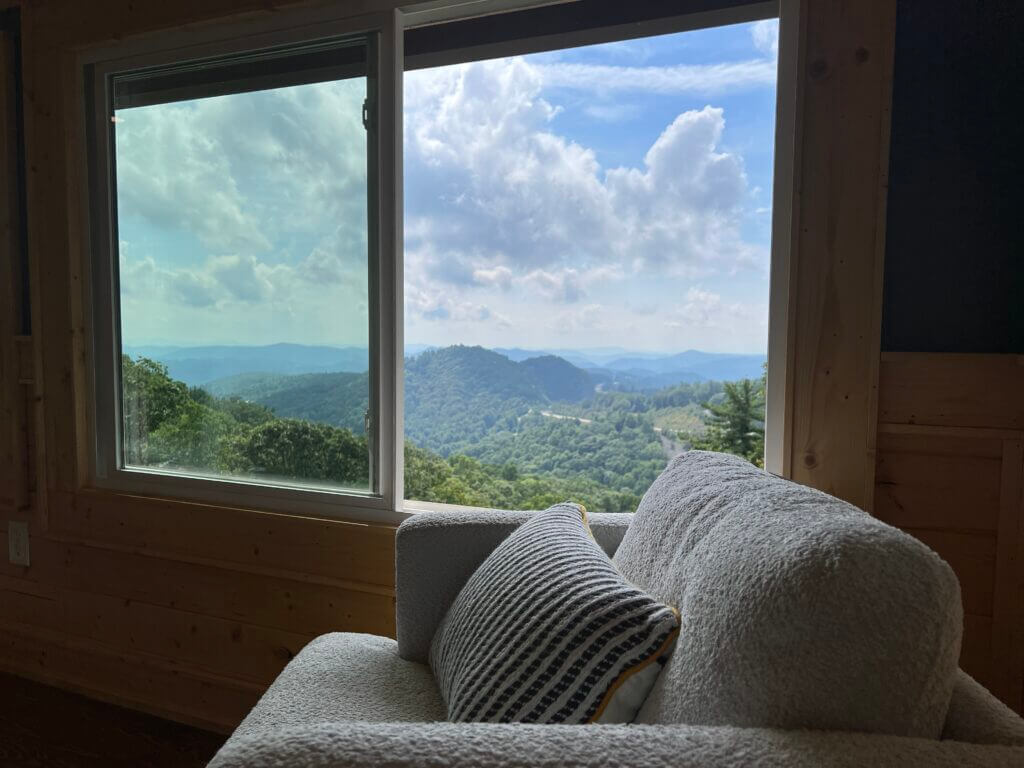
[0,575,313,684]
[876,353,1024,713]
[875,433,1003,533]
[879,353,1024,430]
[49,491,398,590]
[0,530,394,636]
[779,0,897,510]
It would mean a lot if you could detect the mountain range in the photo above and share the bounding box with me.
[123,343,368,386]
[127,342,765,390]
[202,346,601,450]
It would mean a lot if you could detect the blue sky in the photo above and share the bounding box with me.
[115,18,778,354]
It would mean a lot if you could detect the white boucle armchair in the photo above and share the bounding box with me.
[210,453,1024,767]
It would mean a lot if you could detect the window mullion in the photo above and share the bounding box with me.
[374,9,405,511]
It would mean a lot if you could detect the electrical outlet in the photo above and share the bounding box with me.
[8,521,29,567]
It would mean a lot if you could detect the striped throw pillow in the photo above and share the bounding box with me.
[430,502,680,724]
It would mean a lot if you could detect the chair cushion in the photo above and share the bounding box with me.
[612,451,962,738]
[225,633,444,748]
[430,502,680,723]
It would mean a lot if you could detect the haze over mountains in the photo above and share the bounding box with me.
[125,343,766,392]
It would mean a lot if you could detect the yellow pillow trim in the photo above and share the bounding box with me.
[577,498,679,722]
[587,621,681,724]
[574,502,596,542]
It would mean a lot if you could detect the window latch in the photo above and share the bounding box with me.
[362,99,371,131]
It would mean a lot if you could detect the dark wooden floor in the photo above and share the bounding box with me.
[0,673,225,767]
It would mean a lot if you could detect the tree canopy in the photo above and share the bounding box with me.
[120,349,766,513]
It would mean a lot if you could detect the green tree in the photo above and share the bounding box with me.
[121,355,191,464]
[212,395,276,426]
[690,376,766,466]
[239,419,369,487]
[148,399,237,470]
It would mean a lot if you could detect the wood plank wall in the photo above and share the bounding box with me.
[772,0,896,511]
[875,353,1024,712]
[0,0,406,734]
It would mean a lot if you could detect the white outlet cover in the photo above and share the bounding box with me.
[8,520,29,567]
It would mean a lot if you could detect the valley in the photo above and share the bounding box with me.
[120,344,765,512]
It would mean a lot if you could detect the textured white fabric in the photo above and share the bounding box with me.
[209,466,1024,767]
[943,669,1024,745]
[613,451,963,737]
[224,633,444,751]
[430,503,678,723]
[397,509,632,663]
[208,721,1024,768]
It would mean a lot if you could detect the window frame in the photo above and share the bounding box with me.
[79,0,795,524]
[82,7,406,525]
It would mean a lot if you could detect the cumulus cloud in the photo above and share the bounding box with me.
[404,58,764,295]
[115,103,272,254]
[115,27,772,351]
[115,79,372,345]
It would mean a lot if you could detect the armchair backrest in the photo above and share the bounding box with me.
[395,509,632,663]
[613,451,963,738]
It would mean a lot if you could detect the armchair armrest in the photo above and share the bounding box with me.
[943,669,1024,745]
[210,721,1024,768]
[395,508,632,662]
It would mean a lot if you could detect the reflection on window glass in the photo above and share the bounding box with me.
[114,62,374,492]
[403,21,778,512]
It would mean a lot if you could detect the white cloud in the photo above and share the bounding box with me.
[518,265,623,303]
[549,303,606,334]
[208,254,277,302]
[520,268,585,303]
[752,19,780,59]
[472,265,514,290]
[536,59,777,95]
[667,287,768,334]
[400,54,771,350]
[405,59,764,288]
[582,103,640,123]
[115,80,372,346]
[115,32,772,352]
[405,283,509,326]
[115,103,272,254]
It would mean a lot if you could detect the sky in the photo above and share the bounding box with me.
[115,18,778,355]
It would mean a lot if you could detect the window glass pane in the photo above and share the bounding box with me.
[403,21,778,511]
[113,40,376,494]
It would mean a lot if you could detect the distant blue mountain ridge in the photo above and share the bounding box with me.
[124,342,766,390]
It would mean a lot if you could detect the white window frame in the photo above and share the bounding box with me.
[82,7,406,525]
[79,0,794,524]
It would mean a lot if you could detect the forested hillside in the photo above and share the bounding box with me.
[122,345,765,513]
